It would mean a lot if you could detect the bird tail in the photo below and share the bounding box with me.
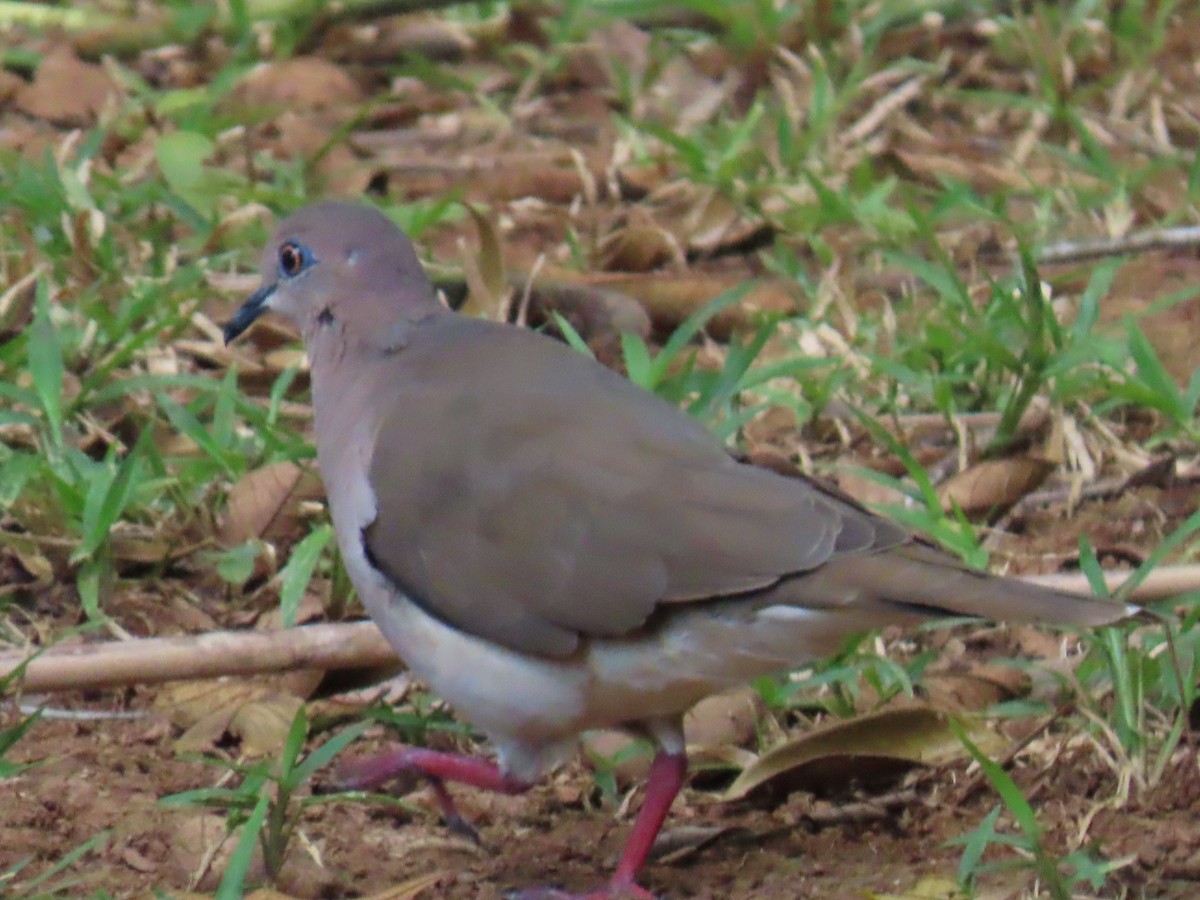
[802,543,1134,628]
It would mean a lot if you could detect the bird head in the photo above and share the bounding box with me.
[223,202,439,350]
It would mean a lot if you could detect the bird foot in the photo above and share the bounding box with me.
[334,744,529,844]
[505,880,656,900]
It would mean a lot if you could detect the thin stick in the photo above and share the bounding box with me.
[1022,564,1200,600]
[3,566,1195,697]
[2,621,396,695]
[1037,225,1200,265]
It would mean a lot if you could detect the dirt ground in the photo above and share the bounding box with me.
[6,482,1199,900]
[5,5,1200,899]
[4,694,1199,899]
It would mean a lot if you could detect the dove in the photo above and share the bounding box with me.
[223,201,1129,898]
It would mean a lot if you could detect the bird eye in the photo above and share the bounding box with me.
[278,242,307,278]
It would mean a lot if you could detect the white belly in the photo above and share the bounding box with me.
[313,401,849,782]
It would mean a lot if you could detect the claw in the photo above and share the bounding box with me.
[505,884,656,900]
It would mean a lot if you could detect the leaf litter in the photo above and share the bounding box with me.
[1,3,1200,899]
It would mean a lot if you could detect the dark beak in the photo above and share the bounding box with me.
[223,283,276,344]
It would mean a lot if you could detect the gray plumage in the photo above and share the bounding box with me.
[224,199,1129,792]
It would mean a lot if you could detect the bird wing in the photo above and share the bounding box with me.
[362,317,908,658]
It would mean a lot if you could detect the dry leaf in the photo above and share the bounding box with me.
[562,271,797,339]
[359,871,452,900]
[923,662,1031,713]
[3,542,55,587]
[653,824,738,864]
[386,15,475,60]
[232,57,364,112]
[832,466,911,508]
[893,148,1027,193]
[228,695,305,756]
[937,457,1055,515]
[866,875,969,899]
[112,531,173,567]
[459,205,508,319]
[0,69,22,105]
[14,46,119,126]
[581,729,653,788]
[516,277,650,367]
[723,706,1005,801]
[168,813,245,893]
[683,686,762,748]
[157,679,305,756]
[680,188,775,257]
[219,461,325,549]
[596,208,681,272]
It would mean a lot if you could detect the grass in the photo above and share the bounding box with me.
[161,709,372,894]
[1,0,1198,895]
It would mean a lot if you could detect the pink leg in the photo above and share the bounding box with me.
[610,751,687,890]
[336,745,531,840]
[512,750,688,900]
[338,746,531,794]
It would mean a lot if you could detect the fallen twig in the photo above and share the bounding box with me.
[800,787,919,827]
[0,565,1192,697]
[1037,225,1200,265]
[2,621,395,695]
[0,0,470,59]
[1022,564,1200,600]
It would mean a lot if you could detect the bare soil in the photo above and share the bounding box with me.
[5,706,1199,899]
[4,6,1200,899]
[6,487,1199,899]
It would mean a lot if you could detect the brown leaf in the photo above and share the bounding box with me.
[458,205,508,319]
[219,461,325,549]
[271,113,372,195]
[558,271,797,339]
[892,148,1028,193]
[832,465,911,509]
[168,814,246,892]
[359,870,452,899]
[0,69,22,105]
[512,276,650,367]
[596,209,681,272]
[231,57,364,112]
[158,680,305,756]
[229,694,305,756]
[581,729,653,789]
[3,541,55,588]
[923,662,1031,713]
[723,706,1005,801]
[653,824,739,865]
[111,530,173,567]
[938,456,1055,515]
[0,265,38,341]
[866,875,970,900]
[380,151,608,205]
[14,46,119,126]
[382,15,475,61]
[679,187,775,257]
[683,686,762,748]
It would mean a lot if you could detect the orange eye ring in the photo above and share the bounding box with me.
[279,242,304,277]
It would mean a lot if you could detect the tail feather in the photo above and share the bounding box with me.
[779,543,1132,628]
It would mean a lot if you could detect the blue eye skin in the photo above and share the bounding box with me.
[278,241,315,279]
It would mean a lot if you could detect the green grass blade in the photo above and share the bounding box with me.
[27,280,65,456]
[215,792,269,900]
[278,524,332,628]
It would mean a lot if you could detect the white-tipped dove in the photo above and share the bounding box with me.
[224,201,1130,899]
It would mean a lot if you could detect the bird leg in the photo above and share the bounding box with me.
[336,745,532,842]
[339,745,687,899]
[509,750,688,900]
[610,750,687,891]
